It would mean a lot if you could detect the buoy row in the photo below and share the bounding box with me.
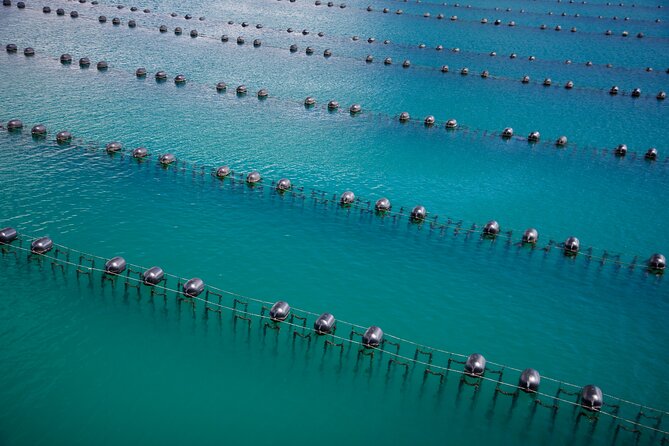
[42,0,664,77]
[0,225,619,414]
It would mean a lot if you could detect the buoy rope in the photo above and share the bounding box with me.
[2,235,668,432]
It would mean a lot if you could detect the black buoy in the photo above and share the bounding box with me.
[174,74,186,84]
[609,86,619,95]
[99,15,107,23]
[106,142,122,153]
[410,205,427,222]
[519,368,541,392]
[31,236,53,254]
[182,278,205,297]
[7,119,23,132]
[128,20,136,28]
[159,153,176,165]
[0,227,18,245]
[580,385,603,411]
[375,198,391,213]
[614,143,627,157]
[216,82,227,92]
[289,44,298,52]
[528,131,540,142]
[424,115,435,127]
[564,236,580,255]
[190,29,198,38]
[556,136,568,146]
[70,10,79,18]
[43,6,51,13]
[658,91,667,100]
[465,353,486,376]
[565,81,574,89]
[6,43,18,53]
[112,17,121,25]
[31,124,47,138]
[221,35,229,42]
[246,171,261,184]
[522,228,538,244]
[502,127,514,138]
[97,61,108,71]
[155,71,167,81]
[304,96,316,107]
[253,39,262,47]
[56,131,72,143]
[80,57,90,67]
[276,178,292,191]
[314,312,336,334]
[648,253,666,272]
[350,104,362,114]
[24,47,35,56]
[445,119,457,129]
[324,49,332,57]
[306,47,314,55]
[483,220,500,237]
[132,147,148,158]
[257,88,269,98]
[340,190,355,206]
[56,8,64,15]
[174,27,182,35]
[269,301,291,322]
[365,55,373,63]
[362,326,383,348]
[104,256,127,275]
[327,100,339,110]
[399,112,410,123]
[136,67,147,77]
[215,166,231,178]
[441,65,449,73]
[384,57,392,65]
[645,148,658,160]
[236,85,247,95]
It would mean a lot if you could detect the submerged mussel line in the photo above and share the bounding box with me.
[2,119,667,279]
[357,0,665,13]
[3,49,667,166]
[30,1,668,76]
[0,229,667,438]
[20,7,666,101]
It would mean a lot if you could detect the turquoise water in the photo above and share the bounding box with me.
[1,0,668,445]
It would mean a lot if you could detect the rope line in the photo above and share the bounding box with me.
[3,233,667,424]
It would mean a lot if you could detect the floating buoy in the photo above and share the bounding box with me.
[99,15,107,23]
[237,36,245,45]
[384,57,392,65]
[31,124,47,137]
[182,278,205,297]
[349,104,362,114]
[402,60,410,68]
[56,8,64,15]
[522,228,539,244]
[70,10,79,18]
[236,85,247,95]
[221,35,229,42]
[0,227,18,245]
[648,253,666,272]
[216,82,227,92]
[556,136,568,146]
[519,368,541,392]
[56,131,72,143]
[614,144,627,156]
[254,39,262,47]
[521,75,530,84]
[543,78,552,86]
[31,236,53,254]
[645,148,658,160]
[159,153,176,165]
[580,385,603,411]
[97,61,108,71]
[135,67,147,77]
[106,142,122,153]
[155,71,167,81]
[269,301,291,322]
[190,30,198,38]
[174,27,182,35]
[257,88,268,98]
[305,47,314,55]
[246,171,261,184]
[6,43,18,53]
[483,220,500,237]
[410,205,427,222]
[215,166,230,178]
[128,20,136,28]
[528,131,540,142]
[340,190,355,206]
[104,256,127,275]
[564,236,580,255]
[399,112,410,123]
[143,266,164,285]
[174,74,186,84]
[631,88,641,97]
[43,6,50,13]
[323,49,332,57]
[465,353,486,376]
[112,17,121,25]
[304,96,316,107]
[460,67,469,75]
[657,91,666,100]
[365,55,373,63]
[328,100,339,110]
[441,65,449,73]
[502,128,514,138]
[481,70,489,78]
[565,81,574,89]
[362,326,383,348]
[24,47,35,56]
[276,178,292,191]
[314,313,336,334]
[375,197,391,212]
[159,25,167,33]
[609,86,619,95]
[7,119,23,132]
[445,119,458,129]
[424,115,435,127]
[132,147,148,158]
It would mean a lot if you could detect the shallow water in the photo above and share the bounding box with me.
[0,0,668,445]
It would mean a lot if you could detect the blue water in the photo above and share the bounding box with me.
[0,0,668,445]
